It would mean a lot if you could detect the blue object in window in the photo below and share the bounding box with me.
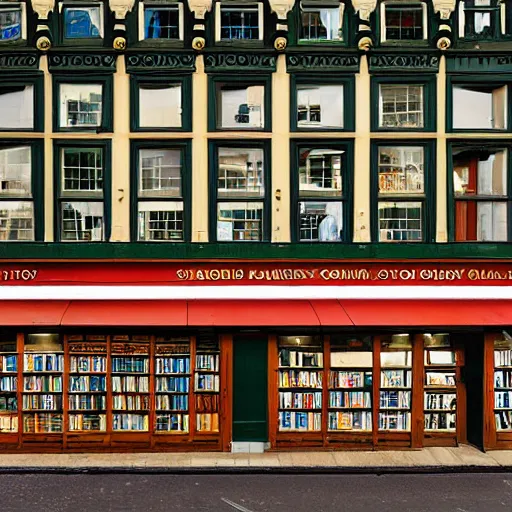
[0,9,21,41]
[144,8,179,39]
[64,7,101,39]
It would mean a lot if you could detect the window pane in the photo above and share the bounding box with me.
[59,84,102,128]
[0,146,31,196]
[378,201,423,242]
[297,85,344,129]
[385,5,424,40]
[0,85,33,129]
[299,147,343,197]
[64,6,103,38]
[453,84,507,129]
[62,148,103,195]
[138,201,183,241]
[378,147,424,194]
[299,201,342,242]
[217,148,264,198]
[300,7,341,41]
[453,148,507,196]
[217,201,263,241]
[0,201,33,241]
[220,8,259,40]
[379,84,424,128]
[144,7,180,39]
[217,84,264,129]
[139,83,182,128]
[477,201,507,241]
[61,202,104,241]
[0,6,22,41]
[139,149,182,197]
[463,0,494,38]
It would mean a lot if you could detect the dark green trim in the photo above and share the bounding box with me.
[370,139,436,243]
[125,52,196,72]
[47,52,117,72]
[53,139,112,243]
[370,74,436,133]
[0,74,44,132]
[285,52,360,73]
[368,52,440,73]
[290,74,355,132]
[203,52,277,72]
[208,139,271,242]
[0,53,39,71]
[129,139,192,242]
[446,139,512,242]
[52,74,113,133]
[0,139,44,242]
[130,74,192,132]
[446,74,512,133]
[446,53,512,74]
[208,74,272,132]
[290,139,354,243]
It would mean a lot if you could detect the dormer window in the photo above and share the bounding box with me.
[0,2,26,42]
[139,1,184,41]
[458,0,504,39]
[380,1,427,42]
[215,2,263,41]
[299,1,343,42]
[61,2,104,40]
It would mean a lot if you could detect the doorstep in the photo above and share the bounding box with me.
[0,445,511,474]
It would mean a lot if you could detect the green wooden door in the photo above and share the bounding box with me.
[233,336,268,442]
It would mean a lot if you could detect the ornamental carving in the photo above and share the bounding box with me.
[109,0,136,19]
[187,0,212,19]
[30,0,55,19]
[0,53,39,69]
[351,0,377,21]
[268,0,295,20]
[204,53,276,70]
[369,54,439,70]
[286,54,359,71]
[48,53,117,69]
[126,53,196,70]
[432,0,456,20]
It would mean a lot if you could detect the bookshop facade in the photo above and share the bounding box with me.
[0,260,512,453]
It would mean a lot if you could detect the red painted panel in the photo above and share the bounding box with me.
[0,300,69,325]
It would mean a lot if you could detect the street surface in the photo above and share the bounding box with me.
[0,473,511,511]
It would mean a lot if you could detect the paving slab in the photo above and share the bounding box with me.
[485,450,512,467]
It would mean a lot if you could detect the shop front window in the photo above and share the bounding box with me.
[59,84,103,129]
[216,83,265,129]
[494,335,512,432]
[0,85,34,130]
[296,84,344,129]
[379,84,424,129]
[381,2,427,42]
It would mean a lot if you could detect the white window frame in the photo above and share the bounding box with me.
[0,2,27,41]
[380,1,428,42]
[138,1,184,41]
[215,1,264,42]
[59,1,105,39]
[458,0,505,38]
[299,0,344,42]
[378,84,424,129]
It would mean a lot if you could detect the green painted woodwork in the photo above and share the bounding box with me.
[233,337,268,442]
[47,52,117,72]
[125,52,196,73]
[368,53,440,73]
[446,53,512,74]
[0,53,39,70]
[286,52,360,73]
[203,52,276,72]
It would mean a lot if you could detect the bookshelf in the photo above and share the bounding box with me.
[0,335,18,435]
[195,337,220,433]
[22,334,64,434]
[493,338,512,433]
[154,336,190,434]
[111,336,150,432]
[277,336,323,433]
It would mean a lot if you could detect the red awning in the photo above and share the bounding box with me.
[0,300,70,326]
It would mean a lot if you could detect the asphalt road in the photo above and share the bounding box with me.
[1,473,511,512]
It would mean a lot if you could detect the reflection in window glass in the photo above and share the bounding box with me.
[384,4,424,40]
[460,0,497,39]
[61,202,104,241]
[217,84,264,129]
[0,85,33,129]
[138,83,182,129]
[378,146,424,194]
[217,148,264,198]
[139,149,181,197]
[453,84,507,130]
[300,6,341,41]
[299,201,342,242]
[217,202,263,241]
[64,6,103,39]
[144,6,180,39]
[0,4,22,41]
[378,202,422,242]
[60,84,102,128]
[0,146,31,196]
[62,148,103,193]
[220,6,259,40]
[0,201,33,241]
[379,84,423,129]
[299,148,343,196]
[138,201,183,241]
[297,85,343,129]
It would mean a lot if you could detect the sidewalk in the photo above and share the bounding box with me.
[0,445,512,473]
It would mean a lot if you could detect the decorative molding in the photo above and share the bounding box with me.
[30,0,55,20]
[432,0,456,20]
[0,53,39,70]
[446,54,512,73]
[48,53,117,71]
[351,0,377,21]
[109,0,136,19]
[286,53,359,72]
[187,0,212,19]
[268,0,295,20]
[125,52,196,71]
[369,53,439,72]
[204,52,276,71]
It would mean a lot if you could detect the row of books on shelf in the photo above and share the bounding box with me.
[196,354,219,372]
[194,374,219,392]
[196,394,219,413]
[155,413,189,432]
[69,414,106,431]
[0,376,17,392]
[156,357,190,375]
[0,355,17,373]
[496,411,512,431]
[0,396,17,411]
[69,376,105,392]
[278,370,323,389]
[279,411,322,431]
[0,415,17,432]
[23,413,62,433]
[156,376,189,393]
[111,357,149,373]
[279,350,323,368]
[113,413,148,431]
[70,356,106,373]
[24,354,63,372]
[23,376,62,392]
[329,391,371,409]
[112,376,149,393]
[279,392,322,410]
[378,412,411,431]
[495,350,512,368]
[495,371,512,389]
[425,393,456,411]
[425,372,456,387]
[68,395,106,411]
[112,395,150,411]
[495,391,512,409]
[196,413,219,432]
[329,371,372,389]
[424,412,456,431]
[156,395,188,411]
[23,394,62,411]
[381,370,412,388]
[379,391,411,409]
[328,411,372,431]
